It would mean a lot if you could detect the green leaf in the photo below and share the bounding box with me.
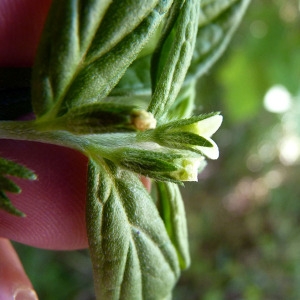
[186,0,251,81]
[148,0,200,121]
[156,182,190,270]
[150,0,185,88]
[0,157,36,179]
[32,0,173,120]
[0,175,20,193]
[111,0,251,121]
[110,0,184,99]
[0,157,37,216]
[0,192,23,217]
[86,159,180,300]
[111,55,152,97]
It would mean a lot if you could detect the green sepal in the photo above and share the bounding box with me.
[156,182,190,270]
[114,147,183,183]
[86,159,180,300]
[136,113,220,156]
[155,132,214,148]
[157,112,220,131]
[118,148,180,172]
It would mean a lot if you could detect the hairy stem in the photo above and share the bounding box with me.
[0,120,89,153]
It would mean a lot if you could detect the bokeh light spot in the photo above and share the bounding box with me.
[279,135,300,165]
[263,85,292,113]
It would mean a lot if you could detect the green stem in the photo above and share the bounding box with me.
[0,119,92,154]
[0,119,139,163]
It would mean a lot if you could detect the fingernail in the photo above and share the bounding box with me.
[14,288,38,300]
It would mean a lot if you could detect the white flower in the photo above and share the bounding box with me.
[183,114,223,159]
[171,157,206,181]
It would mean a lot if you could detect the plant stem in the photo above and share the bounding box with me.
[0,120,139,163]
[0,119,89,153]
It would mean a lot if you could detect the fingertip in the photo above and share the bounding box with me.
[0,238,37,299]
[14,288,38,300]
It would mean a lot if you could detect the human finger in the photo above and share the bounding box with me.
[0,238,38,299]
[0,140,89,250]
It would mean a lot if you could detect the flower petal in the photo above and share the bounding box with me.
[171,157,204,181]
[196,115,223,138]
[197,138,219,160]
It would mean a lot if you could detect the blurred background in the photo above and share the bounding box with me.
[14,0,300,299]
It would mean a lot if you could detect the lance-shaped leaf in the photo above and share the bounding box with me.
[148,0,200,121]
[186,0,251,81]
[0,157,36,216]
[32,0,173,119]
[156,182,190,270]
[110,1,185,98]
[86,159,180,300]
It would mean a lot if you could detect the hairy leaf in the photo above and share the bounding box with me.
[86,159,180,299]
[0,157,36,216]
[0,175,20,193]
[156,182,190,270]
[150,0,185,88]
[32,0,173,119]
[186,0,251,80]
[109,0,250,122]
[0,157,36,179]
[148,0,200,121]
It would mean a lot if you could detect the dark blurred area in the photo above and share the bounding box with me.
[14,0,300,299]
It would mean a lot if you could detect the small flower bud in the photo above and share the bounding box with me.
[171,157,206,181]
[130,109,157,131]
[149,113,223,160]
[107,144,205,182]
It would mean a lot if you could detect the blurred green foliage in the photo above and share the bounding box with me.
[14,0,300,299]
[13,244,95,300]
